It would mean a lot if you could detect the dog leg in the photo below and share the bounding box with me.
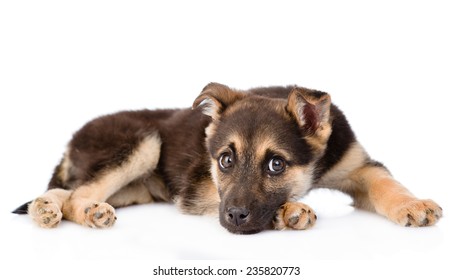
[352,165,443,227]
[273,202,317,230]
[316,142,442,227]
[61,134,162,228]
[63,193,117,229]
[28,188,72,228]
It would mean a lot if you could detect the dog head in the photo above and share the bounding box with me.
[193,83,331,234]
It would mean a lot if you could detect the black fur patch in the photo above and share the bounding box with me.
[313,105,357,180]
[12,201,31,214]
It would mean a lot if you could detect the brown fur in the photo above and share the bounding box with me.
[15,83,442,234]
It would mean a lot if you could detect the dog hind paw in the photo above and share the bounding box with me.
[29,198,63,228]
[83,202,117,228]
[273,202,317,230]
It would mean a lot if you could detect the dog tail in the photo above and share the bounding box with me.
[12,201,31,214]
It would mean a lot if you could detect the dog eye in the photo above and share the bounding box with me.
[267,157,286,175]
[219,152,234,171]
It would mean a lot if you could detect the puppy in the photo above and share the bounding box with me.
[13,83,442,234]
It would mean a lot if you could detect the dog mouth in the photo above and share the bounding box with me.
[227,228,263,235]
[219,207,276,234]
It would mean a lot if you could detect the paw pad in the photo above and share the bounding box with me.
[83,202,116,228]
[29,198,62,228]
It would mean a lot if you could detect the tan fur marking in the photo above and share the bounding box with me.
[107,181,153,207]
[107,175,170,207]
[286,166,314,200]
[58,150,72,183]
[145,175,171,202]
[81,134,160,201]
[62,134,161,227]
[208,131,244,157]
[209,132,245,163]
[204,122,217,141]
[254,136,292,164]
[229,133,245,155]
[178,180,220,216]
[210,158,220,188]
[314,141,442,227]
[315,142,369,190]
[354,166,443,226]
[314,142,374,211]
[254,136,273,161]
[304,123,332,156]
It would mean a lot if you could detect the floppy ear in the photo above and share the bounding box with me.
[192,83,245,120]
[286,87,331,135]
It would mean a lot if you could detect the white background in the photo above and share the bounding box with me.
[0,1,451,279]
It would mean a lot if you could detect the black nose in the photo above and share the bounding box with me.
[226,207,250,226]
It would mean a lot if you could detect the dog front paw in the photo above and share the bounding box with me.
[273,202,317,230]
[391,199,442,227]
[83,202,117,228]
[29,197,63,228]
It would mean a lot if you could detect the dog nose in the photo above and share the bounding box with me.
[226,207,250,226]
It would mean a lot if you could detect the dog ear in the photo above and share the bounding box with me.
[192,83,245,120]
[286,87,331,135]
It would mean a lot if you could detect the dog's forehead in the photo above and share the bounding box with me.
[225,96,289,129]
[226,96,287,116]
[218,97,291,146]
[208,96,313,165]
